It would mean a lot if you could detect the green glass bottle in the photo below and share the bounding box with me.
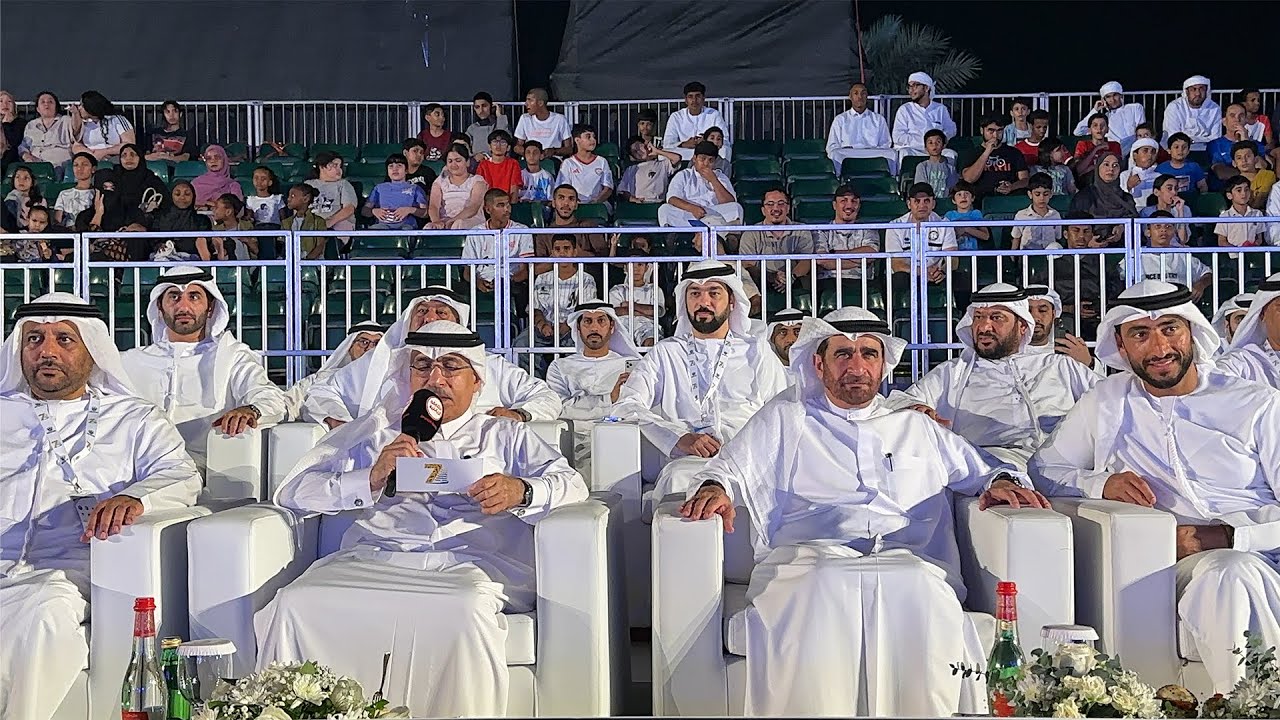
[160,637,192,720]
[986,581,1025,717]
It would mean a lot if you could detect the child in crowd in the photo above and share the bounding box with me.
[1072,115,1122,180]
[464,92,509,161]
[703,127,731,173]
[10,206,54,262]
[617,135,679,203]
[1011,173,1062,250]
[520,140,555,202]
[53,152,98,228]
[636,110,659,147]
[1014,109,1051,168]
[944,180,989,251]
[1214,176,1266,249]
[475,130,523,203]
[416,102,452,161]
[608,250,665,346]
[211,193,256,259]
[556,123,613,204]
[914,129,957,198]
[1229,141,1277,209]
[365,153,428,230]
[1036,140,1077,197]
[3,165,46,231]
[1120,138,1161,210]
[1137,210,1212,299]
[1002,97,1033,146]
[1140,174,1191,246]
[306,150,358,256]
[245,166,284,229]
[281,183,327,259]
[1133,124,1170,163]
[1155,133,1209,194]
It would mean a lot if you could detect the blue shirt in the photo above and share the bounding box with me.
[1155,160,1206,194]
[1207,138,1264,167]
[367,181,427,229]
[945,209,985,250]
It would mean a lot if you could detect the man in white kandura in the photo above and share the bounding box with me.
[1210,292,1253,345]
[1216,273,1280,389]
[283,321,384,421]
[121,267,287,471]
[657,141,743,228]
[302,285,562,428]
[1072,81,1147,153]
[545,300,641,472]
[662,81,732,162]
[681,308,1048,716]
[0,294,201,720]
[825,81,897,174]
[886,283,1100,469]
[763,307,805,368]
[257,322,588,717]
[611,260,788,511]
[1161,75,1223,149]
[1030,280,1280,694]
[1024,285,1105,375]
[891,71,958,158]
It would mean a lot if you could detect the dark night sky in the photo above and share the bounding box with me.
[516,0,1277,96]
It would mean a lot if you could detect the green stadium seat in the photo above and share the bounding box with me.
[1050,195,1071,215]
[43,182,73,200]
[897,156,926,182]
[982,195,1030,219]
[732,139,781,161]
[173,161,207,180]
[224,143,250,163]
[819,283,886,316]
[345,162,386,181]
[425,160,445,177]
[788,177,839,199]
[411,235,466,258]
[360,143,404,162]
[742,202,765,226]
[596,142,620,160]
[735,179,784,203]
[355,236,410,252]
[511,202,542,227]
[849,176,898,197]
[310,143,358,161]
[349,246,407,259]
[934,198,957,215]
[1191,193,1227,218]
[781,138,826,160]
[783,157,834,181]
[947,136,980,152]
[858,198,907,221]
[794,198,833,223]
[614,201,660,226]
[6,162,56,181]
[840,157,891,178]
[576,203,611,223]
[144,161,172,182]
[237,179,256,197]
[733,158,782,181]
[539,158,560,176]
[765,287,813,316]
[232,163,259,179]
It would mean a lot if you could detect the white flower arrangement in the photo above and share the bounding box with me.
[1001,645,1164,717]
[1196,633,1280,719]
[198,661,409,720]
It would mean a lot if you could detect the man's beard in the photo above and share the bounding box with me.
[689,307,729,334]
[163,310,208,337]
[1131,349,1193,389]
[1031,322,1050,345]
[24,359,89,397]
[826,370,878,407]
[974,330,1020,360]
[582,332,609,351]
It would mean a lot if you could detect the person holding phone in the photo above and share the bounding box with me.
[1025,285,1104,375]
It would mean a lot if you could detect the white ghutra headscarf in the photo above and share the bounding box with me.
[0,292,136,396]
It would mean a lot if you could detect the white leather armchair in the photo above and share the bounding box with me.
[1049,498,1206,694]
[50,506,211,720]
[186,492,628,716]
[265,422,326,497]
[591,421,649,627]
[528,420,574,468]
[205,427,266,501]
[651,495,1075,716]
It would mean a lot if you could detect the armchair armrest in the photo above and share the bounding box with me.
[592,421,649,627]
[204,426,265,501]
[1051,497,1179,686]
[955,496,1074,643]
[534,492,626,716]
[652,498,729,717]
[89,506,211,720]
[266,422,325,499]
[527,419,573,464]
[186,503,319,677]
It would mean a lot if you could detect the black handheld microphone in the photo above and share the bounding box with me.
[385,388,445,497]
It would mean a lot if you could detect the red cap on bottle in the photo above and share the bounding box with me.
[996,581,1017,595]
[133,597,156,611]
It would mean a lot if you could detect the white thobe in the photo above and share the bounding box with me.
[892,100,958,153]
[658,168,743,227]
[1073,103,1147,151]
[662,107,732,160]
[886,351,1100,469]
[0,389,201,720]
[826,107,897,174]
[608,283,665,346]
[121,335,287,470]
[257,407,587,717]
[546,351,630,472]
[1162,98,1224,148]
[611,333,789,508]
[1030,367,1280,693]
[1216,343,1280,390]
[302,352,562,424]
[691,394,1010,715]
[1024,342,1107,377]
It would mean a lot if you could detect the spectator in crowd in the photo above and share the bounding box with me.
[887,183,961,303]
[0,90,21,167]
[1218,272,1280,391]
[1162,75,1222,149]
[1155,132,1209,194]
[520,234,598,369]
[617,134,679,204]
[70,90,135,162]
[144,100,196,163]
[1071,114,1122,181]
[1002,97,1033,146]
[245,166,284,230]
[663,81,731,161]
[1209,104,1266,178]
[279,183,327,259]
[462,188,534,293]
[609,251,665,347]
[943,180,989,251]
[701,126,732,174]
[1134,210,1212,299]
[519,139,555,202]
[53,152,97,227]
[913,129,957,197]
[1069,151,1134,246]
[1133,123,1171,164]
[636,109,659,147]
[191,144,243,209]
[210,193,256,259]
[1140,174,1191,246]
[962,113,1029,199]
[887,283,1100,470]
[825,81,895,174]
[1119,137,1162,210]
[761,308,805,367]
[1228,142,1277,209]
[1030,211,1123,340]
[3,165,46,232]
[1072,81,1147,152]
[540,184,607,262]
[514,88,573,158]
[1022,285,1100,371]
[464,92,510,160]
[1010,173,1062,250]
[1211,293,1254,344]
[891,71,957,157]
[19,91,74,169]
[283,321,385,421]
[1014,109,1051,168]
[475,129,523,203]
[14,206,54,262]
[97,143,168,236]
[1037,140,1077,196]
[1239,88,1273,146]
[427,144,487,231]
[1214,176,1266,249]
[415,102,452,161]
[556,123,614,204]
[123,268,288,472]
[401,138,438,189]
[144,180,212,261]
[737,187,814,306]
[658,141,742,227]
[305,150,358,255]
[363,153,427,230]
[814,185,881,289]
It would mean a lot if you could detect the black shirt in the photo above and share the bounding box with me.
[972,145,1027,199]
[145,125,198,159]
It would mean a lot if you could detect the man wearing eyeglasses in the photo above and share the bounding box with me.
[736,186,814,316]
[284,321,385,421]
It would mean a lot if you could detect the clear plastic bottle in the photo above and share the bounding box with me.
[121,597,167,720]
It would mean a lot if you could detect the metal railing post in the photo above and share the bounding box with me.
[912,223,927,380]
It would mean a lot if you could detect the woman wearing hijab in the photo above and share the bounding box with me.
[1069,150,1136,247]
[191,144,243,209]
[145,180,212,260]
[99,144,168,232]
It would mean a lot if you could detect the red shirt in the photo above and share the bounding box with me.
[1014,139,1042,167]
[1073,139,1122,160]
[417,128,453,161]
[476,156,523,195]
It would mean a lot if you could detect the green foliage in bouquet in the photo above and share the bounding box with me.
[1199,633,1280,719]
[1005,647,1164,718]
[195,660,409,720]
